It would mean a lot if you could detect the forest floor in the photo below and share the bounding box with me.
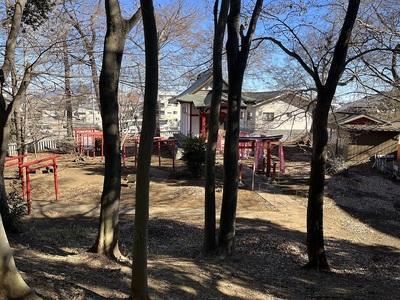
[5,144,400,300]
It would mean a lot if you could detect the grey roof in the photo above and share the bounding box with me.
[173,69,251,108]
[329,112,400,132]
[244,91,313,111]
[337,93,400,113]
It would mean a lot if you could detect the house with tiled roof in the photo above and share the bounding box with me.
[172,69,251,138]
[172,70,313,141]
[328,112,400,162]
[243,91,313,141]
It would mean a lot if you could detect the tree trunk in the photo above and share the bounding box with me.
[204,0,229,253]
[218,0,241,256]
[130,0,156,298]
[0,113,12,225]
[305,92,330,270]
[11,62,24,157]
[304,0,360,270]
[0,0,27,227]
[0,1,44,298]
[0,217,41,300]
[1,65,34,232]
[89,0,141,259]
[64,1,102,109]
[62,36,73,137]
[218,0,263,256]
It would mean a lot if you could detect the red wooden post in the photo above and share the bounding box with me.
[266,142,271,178]
[26,166,32,214]
[201,113,207,139]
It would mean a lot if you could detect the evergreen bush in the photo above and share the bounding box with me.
[181,136,206,177]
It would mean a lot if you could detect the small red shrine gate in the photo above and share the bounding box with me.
[238,135,283,190]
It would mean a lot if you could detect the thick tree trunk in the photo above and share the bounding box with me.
[305,92,330,270]
[89,1,141,260]
[204,0,229,253]
[0,217,41,300]
[1,66,33,231]
[218,0,241,257]
[304,0,360,270]
[218,81,242,255]
[0,0,28,228]
[0,115,11,224]
[0,1,41,298]
[218,0,263,256]
[88,22,125,260]
[130,1,156,299]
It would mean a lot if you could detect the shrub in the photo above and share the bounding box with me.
[181,136,206,177]
[3,180,27,232]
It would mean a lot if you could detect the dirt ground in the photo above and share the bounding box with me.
[5,144,400,300]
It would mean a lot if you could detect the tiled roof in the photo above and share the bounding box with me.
[329,112,400,132]
[341,121,400,132]
[244,91,313,111]
[173,69,252,108]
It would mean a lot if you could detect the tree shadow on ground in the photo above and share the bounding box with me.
[326,161,400,240]
[242,153,400,242]
[9,214,399,299]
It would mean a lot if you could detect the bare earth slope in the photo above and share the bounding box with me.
[6,145,400,300]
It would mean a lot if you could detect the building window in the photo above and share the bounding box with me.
[241,111,245,119]
[262,112,274,121]
[247,111,253,121]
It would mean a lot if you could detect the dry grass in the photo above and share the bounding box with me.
[6,146,400,299]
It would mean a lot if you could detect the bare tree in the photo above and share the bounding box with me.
[88,1,141,259]
[259,0,360,270]
[218,0,263,256]
[204,0,229,253]
[352,0,400,107]
[61,34,74,136]
[130,0,158,297]
[126,0,204,136]
[62,0,103,106]
[0,1,46,297]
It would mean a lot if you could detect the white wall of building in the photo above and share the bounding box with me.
[241,99,312,140]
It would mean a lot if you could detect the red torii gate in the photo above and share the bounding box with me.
[133,137,178,171]
[5,154,27,170]
[238,135,283,190]
[21,155,61,214]
[5,154,60,215]
[74,128,104,159]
